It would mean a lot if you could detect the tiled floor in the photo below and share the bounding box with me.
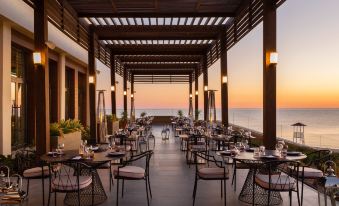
[23,125,323,206]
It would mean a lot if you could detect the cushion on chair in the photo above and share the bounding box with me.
[23,166,50,178]
[255,174,295,191]
[289,166,323,178]
[52,176,92,191]
[114,166,145,179]
[190,145,206,151]
[198,167,228,179]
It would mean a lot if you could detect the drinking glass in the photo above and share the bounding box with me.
[259,146,265,156]
[254,147,260,158]
[275,143,283,156]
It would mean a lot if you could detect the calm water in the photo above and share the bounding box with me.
[112,108,339,149]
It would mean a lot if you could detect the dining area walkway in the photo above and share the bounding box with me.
[17,124,322,206]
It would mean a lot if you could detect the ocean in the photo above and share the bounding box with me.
[111,108,339,149]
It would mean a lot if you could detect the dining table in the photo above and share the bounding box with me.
[218,150,307,205]
[40,146,127,206]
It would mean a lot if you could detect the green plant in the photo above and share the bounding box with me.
[54,119,84,135]
[120,111,128,121]
[50,123,61,136]
[106,114,119,122]
[195,110,201,118]
[177,110,183,117]
[81,126,90,141]
[140,112,147,118]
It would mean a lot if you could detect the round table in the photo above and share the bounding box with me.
[41,148,127,206]
[231,151,306,205]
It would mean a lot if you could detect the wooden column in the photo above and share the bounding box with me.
[131,75,134,112]
[194,70,199,120]
[88,27,97,144]
[123,68,127,115]
[110,54,116,116]
[220,36,229,126]
[203,58,208,121]
[263,0,277,150]
[34,0,50,155]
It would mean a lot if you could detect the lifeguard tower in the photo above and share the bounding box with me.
[292,122,306,144]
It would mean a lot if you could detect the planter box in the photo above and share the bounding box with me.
[107,120,120,134]
[51,131,82,151]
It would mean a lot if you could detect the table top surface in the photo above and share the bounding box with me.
[233,151,307,162]
[41,148,127,163]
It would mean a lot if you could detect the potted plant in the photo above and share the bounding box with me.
[195,109,201,120]
[119,111,128,129]
[140,112,147,118]
[106,114,120,134]
[177,110,184,118]
[50,119,84,151]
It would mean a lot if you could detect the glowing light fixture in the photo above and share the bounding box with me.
[131,94,134,98]
[269,52,278,64]
[204,86,208,91]
[189,94,192,98]
[222,76,228,84]
[88,76,95,84]
[123,91,127,95]
[195,91,198,95]
[33,52,42,64]
[111,85,115,91]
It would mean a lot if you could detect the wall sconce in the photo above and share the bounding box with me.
[195,91,198,95]
[222,76,228,84]
[123,91,127,96]
[111,85,115,91]
[204,86,208,91]
[131,94,134,98]
[33,52,42,64]
[269,52,278,64]
[88,75,95,84]
[189,94,192,98]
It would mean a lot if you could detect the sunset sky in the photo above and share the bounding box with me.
[110,0,339,110]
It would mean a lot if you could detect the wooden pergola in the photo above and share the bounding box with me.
[29,0,285,155]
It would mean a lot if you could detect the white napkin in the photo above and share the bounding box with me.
[72,156,82,160]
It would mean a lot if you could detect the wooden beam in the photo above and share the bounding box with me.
[95,25,222,40]
[263,0,277,150]
[34,0,50,155]
[88,27,97,144]
[117,55,203,62]
[220,36,228,126]
[78,12,236,18]
[110,54,116,116]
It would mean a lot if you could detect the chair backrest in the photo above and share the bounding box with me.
[125,150,153,175]
[305,149,332,169]
[256,160,300,191]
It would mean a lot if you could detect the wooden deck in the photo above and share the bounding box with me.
[23,125,321,206]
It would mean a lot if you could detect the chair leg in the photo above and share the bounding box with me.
[291,191,294,205]
[220,180,223,198]
[193,179,198,206]
[224,179,226,206]
[147,176,152,198]
[26,179,30,196]
[301,178,304,206]
[116,179,119,206]
[145,179,150,206]
[47,190,51,206]
[122,179,125,198]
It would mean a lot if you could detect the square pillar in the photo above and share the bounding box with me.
[203,60,208,121]
[123,68,128,115]
[110,54,116,116]
[58,53,66,120]
[88,28,97,144]
[220,36,229,126]
[194,70,199,120]
[34,0,50,155]
[263,0,277,150]
[0,20,11,155]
